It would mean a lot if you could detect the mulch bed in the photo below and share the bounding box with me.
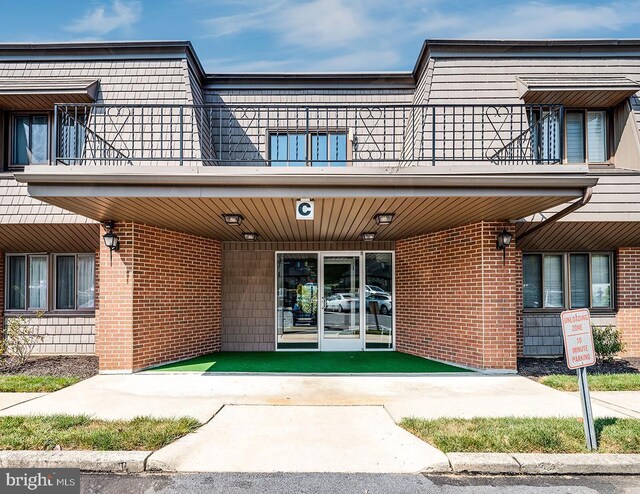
[0,355,98,380]
[518,356,640,377]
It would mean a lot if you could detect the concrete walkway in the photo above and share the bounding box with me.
[590,391,640,418]
[148,405,448,473]
[1,374,634,473]
[0,373,628,421]
[0,392,44,411]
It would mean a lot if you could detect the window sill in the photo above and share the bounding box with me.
[3,310,96,318]
[522,308,616,316]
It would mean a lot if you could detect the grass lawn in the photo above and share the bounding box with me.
[0,375,81,393]
[539,373,640,392]
[149,351,470,374]
[0,415,200,450]
[401,417,640,453]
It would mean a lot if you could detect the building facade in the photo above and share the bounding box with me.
[1,39,639,372]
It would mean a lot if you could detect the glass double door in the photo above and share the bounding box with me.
[276,252,394,351]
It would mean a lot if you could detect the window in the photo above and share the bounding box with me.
[4,253,94,312]
[269,132,347,166]
[60,112,86,163]
[12,114,50,166]
[566,110,607,164]
[5,255,47,310]
[523,253,614,310]
[55,254,95,310]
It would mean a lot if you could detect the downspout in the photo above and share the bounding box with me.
[517,187,593,241]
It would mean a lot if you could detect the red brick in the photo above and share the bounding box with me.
[96,223,221,372]
[395,222,517,370]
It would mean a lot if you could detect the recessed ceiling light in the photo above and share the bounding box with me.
[243,232,259,241]
[361,232,376,241]
[222,214,244,226]
[374,213,395,225]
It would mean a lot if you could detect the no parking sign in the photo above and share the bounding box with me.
[561,308,597,450]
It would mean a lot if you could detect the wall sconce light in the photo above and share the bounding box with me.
[374,213,395,225]
[496,229,513,264]
[243,232,259,241]
[361,232,376,241]
[102,220,120,266]
[222,214,244,226]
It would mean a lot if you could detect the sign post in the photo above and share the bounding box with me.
[561,308,597,450]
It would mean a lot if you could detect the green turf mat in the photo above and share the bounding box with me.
[149,351,471,373]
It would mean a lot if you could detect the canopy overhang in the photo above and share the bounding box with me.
[516,76,640,107]
[0,78,99,110]
[15,165,598,242]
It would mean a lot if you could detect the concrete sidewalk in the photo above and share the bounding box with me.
[0,373,629,421]
[0,392,44,411]
[590,391,640,418]
[147,405,448,473]
[0,374,637,474]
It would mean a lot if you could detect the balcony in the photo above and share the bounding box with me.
[54,103,564,167]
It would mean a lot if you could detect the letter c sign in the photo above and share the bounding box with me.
[296,199,314,220]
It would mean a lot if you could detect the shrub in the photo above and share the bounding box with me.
[0,312,44,371]
[592,324,626,362]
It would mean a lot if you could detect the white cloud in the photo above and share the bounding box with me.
[202,2,284,37]
[67,0,142,36]
[468,1,637,38]
[412,1,640,39]
[203,0,381,48]
[200,0,640,72]
[279,0,372,49]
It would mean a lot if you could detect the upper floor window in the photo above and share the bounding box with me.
[566,110,607,164]
[523,252,613,310]
[12,114,50,166]
[269,132,347,166]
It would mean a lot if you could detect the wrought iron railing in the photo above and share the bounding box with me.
[490,106,564,165]
[54,103,564,166]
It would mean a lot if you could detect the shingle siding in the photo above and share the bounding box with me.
[0,174,93,225]
[0,56,196,224]
[425,57,640,105]
[522,313,616,357]
[2,314,95,354]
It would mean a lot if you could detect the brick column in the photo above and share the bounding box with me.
[0,250,4,324]
[96,223,222,372]
[96,223,135,372]
[395,222,517,371]
[514,250,524,357]
[617,248,640,356]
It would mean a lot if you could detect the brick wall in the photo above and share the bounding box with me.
[0,251,3,322]
[395,222,517,371]
[96,222,134,371]
[617,248,640,356]
[97,223,222,372]
[515,250,523,356]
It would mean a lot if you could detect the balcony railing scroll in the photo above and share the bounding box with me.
[54,103,564,167]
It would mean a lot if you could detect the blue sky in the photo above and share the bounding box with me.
[1,0,640,72]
